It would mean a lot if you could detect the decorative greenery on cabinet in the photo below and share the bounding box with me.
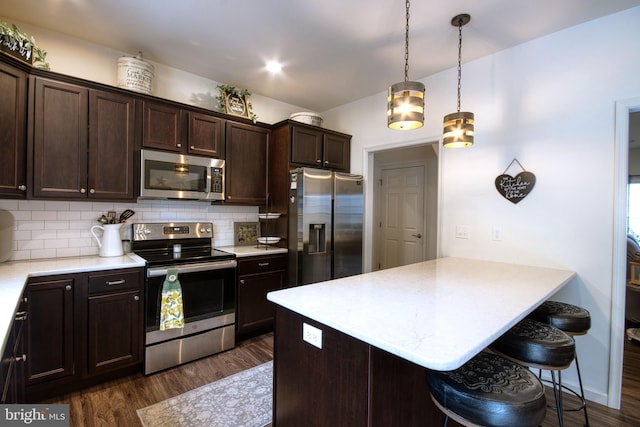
[0,22,49,69]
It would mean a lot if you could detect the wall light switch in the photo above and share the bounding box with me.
[303,323,323,349]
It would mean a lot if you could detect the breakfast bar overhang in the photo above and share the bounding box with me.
[267,257,576,426]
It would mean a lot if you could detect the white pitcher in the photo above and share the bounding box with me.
[91,223,124,257]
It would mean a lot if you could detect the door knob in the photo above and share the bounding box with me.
[411,234,422,238]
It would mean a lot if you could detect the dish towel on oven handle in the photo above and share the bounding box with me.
[160,268,185,330]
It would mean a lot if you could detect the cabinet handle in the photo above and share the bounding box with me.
[80,188,86,194]
[89,188,96,194]
[240,279,245,285]
[258,262,270,267]
[134,295,139,301]
[15,311,27,321]
[18,185,27,191]
[190,145,195,149]
[324,160,329,164]
[65,285,72,291]
[14,354,27,363]
[316,159,321,163]
[106,279,125,286]
[177,143,182,148]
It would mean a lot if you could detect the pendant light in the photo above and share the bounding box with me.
[443,14,474,148]
[387,0,425,130]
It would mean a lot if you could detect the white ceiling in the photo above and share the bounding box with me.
[2,0,640,112]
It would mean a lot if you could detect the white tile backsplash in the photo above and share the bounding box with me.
[0,199,259,261]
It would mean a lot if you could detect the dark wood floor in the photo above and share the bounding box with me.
[44,332,640,426]
[44,333,274,427]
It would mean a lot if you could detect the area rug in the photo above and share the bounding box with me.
[137,361,273,427]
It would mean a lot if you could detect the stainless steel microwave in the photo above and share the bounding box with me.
[139,149,225,201]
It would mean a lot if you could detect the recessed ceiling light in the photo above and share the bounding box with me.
[265,60,283,73]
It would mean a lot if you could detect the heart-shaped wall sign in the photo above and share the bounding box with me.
[495,171,536,204]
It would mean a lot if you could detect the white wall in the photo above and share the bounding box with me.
[322,6,640,406]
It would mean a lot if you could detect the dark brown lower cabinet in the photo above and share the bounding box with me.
[24,268,143,402]
[1,296,27,403]
[25,275,76,390]
[236,254,286,340]
[273,307,460,427]
[85,269,143,376]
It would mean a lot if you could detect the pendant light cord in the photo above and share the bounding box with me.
[404,0,410,82]
[456,19,463,113]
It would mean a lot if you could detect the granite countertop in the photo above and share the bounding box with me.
[0,254,146,355]
[267,257,576,371]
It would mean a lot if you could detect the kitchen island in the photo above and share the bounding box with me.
[267,257,576,426]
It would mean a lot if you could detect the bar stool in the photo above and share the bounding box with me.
[527,300,591,426]
[490,318,575,427]
[426,351,546,427]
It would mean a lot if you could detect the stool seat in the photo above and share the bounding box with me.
[427,351,546,427]
[491,318,575,370]
[528,300,591,335]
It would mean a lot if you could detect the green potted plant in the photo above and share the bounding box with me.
[216,84,257,123]
[0,22,50,69]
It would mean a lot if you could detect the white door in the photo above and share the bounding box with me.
[379,165,425,269]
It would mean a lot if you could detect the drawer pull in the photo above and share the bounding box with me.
[106,279,126,286]
[258,262,270,267]
[240,279,245,285]
[65,285,72,291]
[134,295,139,301]
[15,354,27,363]
[15,312,27,321]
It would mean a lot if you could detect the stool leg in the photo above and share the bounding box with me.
[574,352,590,426]
[551,370,564,427]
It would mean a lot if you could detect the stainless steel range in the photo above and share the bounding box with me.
[132,222,237,375]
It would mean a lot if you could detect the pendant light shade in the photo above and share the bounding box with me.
[443,111,474,148]
[388,81,425,130]
[388,0,424,130]
[443,14,474,148]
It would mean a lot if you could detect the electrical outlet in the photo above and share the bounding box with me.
[456,225,470,239]
[303,323,323,349]
[492,226,503,241]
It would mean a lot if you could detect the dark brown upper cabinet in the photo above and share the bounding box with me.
[225,121,270,205]
[141,100,225,158]
[188,111,225,158]
[0,61,27,198]
[287,122,351,172]
[30,77,136,200]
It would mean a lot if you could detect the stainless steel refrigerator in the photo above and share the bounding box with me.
[288,167,363,286]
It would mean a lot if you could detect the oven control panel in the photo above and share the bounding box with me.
[133,222,213,241]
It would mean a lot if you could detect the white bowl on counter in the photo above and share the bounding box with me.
[257,237,281,245]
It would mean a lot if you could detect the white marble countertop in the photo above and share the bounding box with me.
[0,254,145,355]
[218,245,287,257]
[267,257,576,371]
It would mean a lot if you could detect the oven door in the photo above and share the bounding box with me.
[145,260,237,344]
